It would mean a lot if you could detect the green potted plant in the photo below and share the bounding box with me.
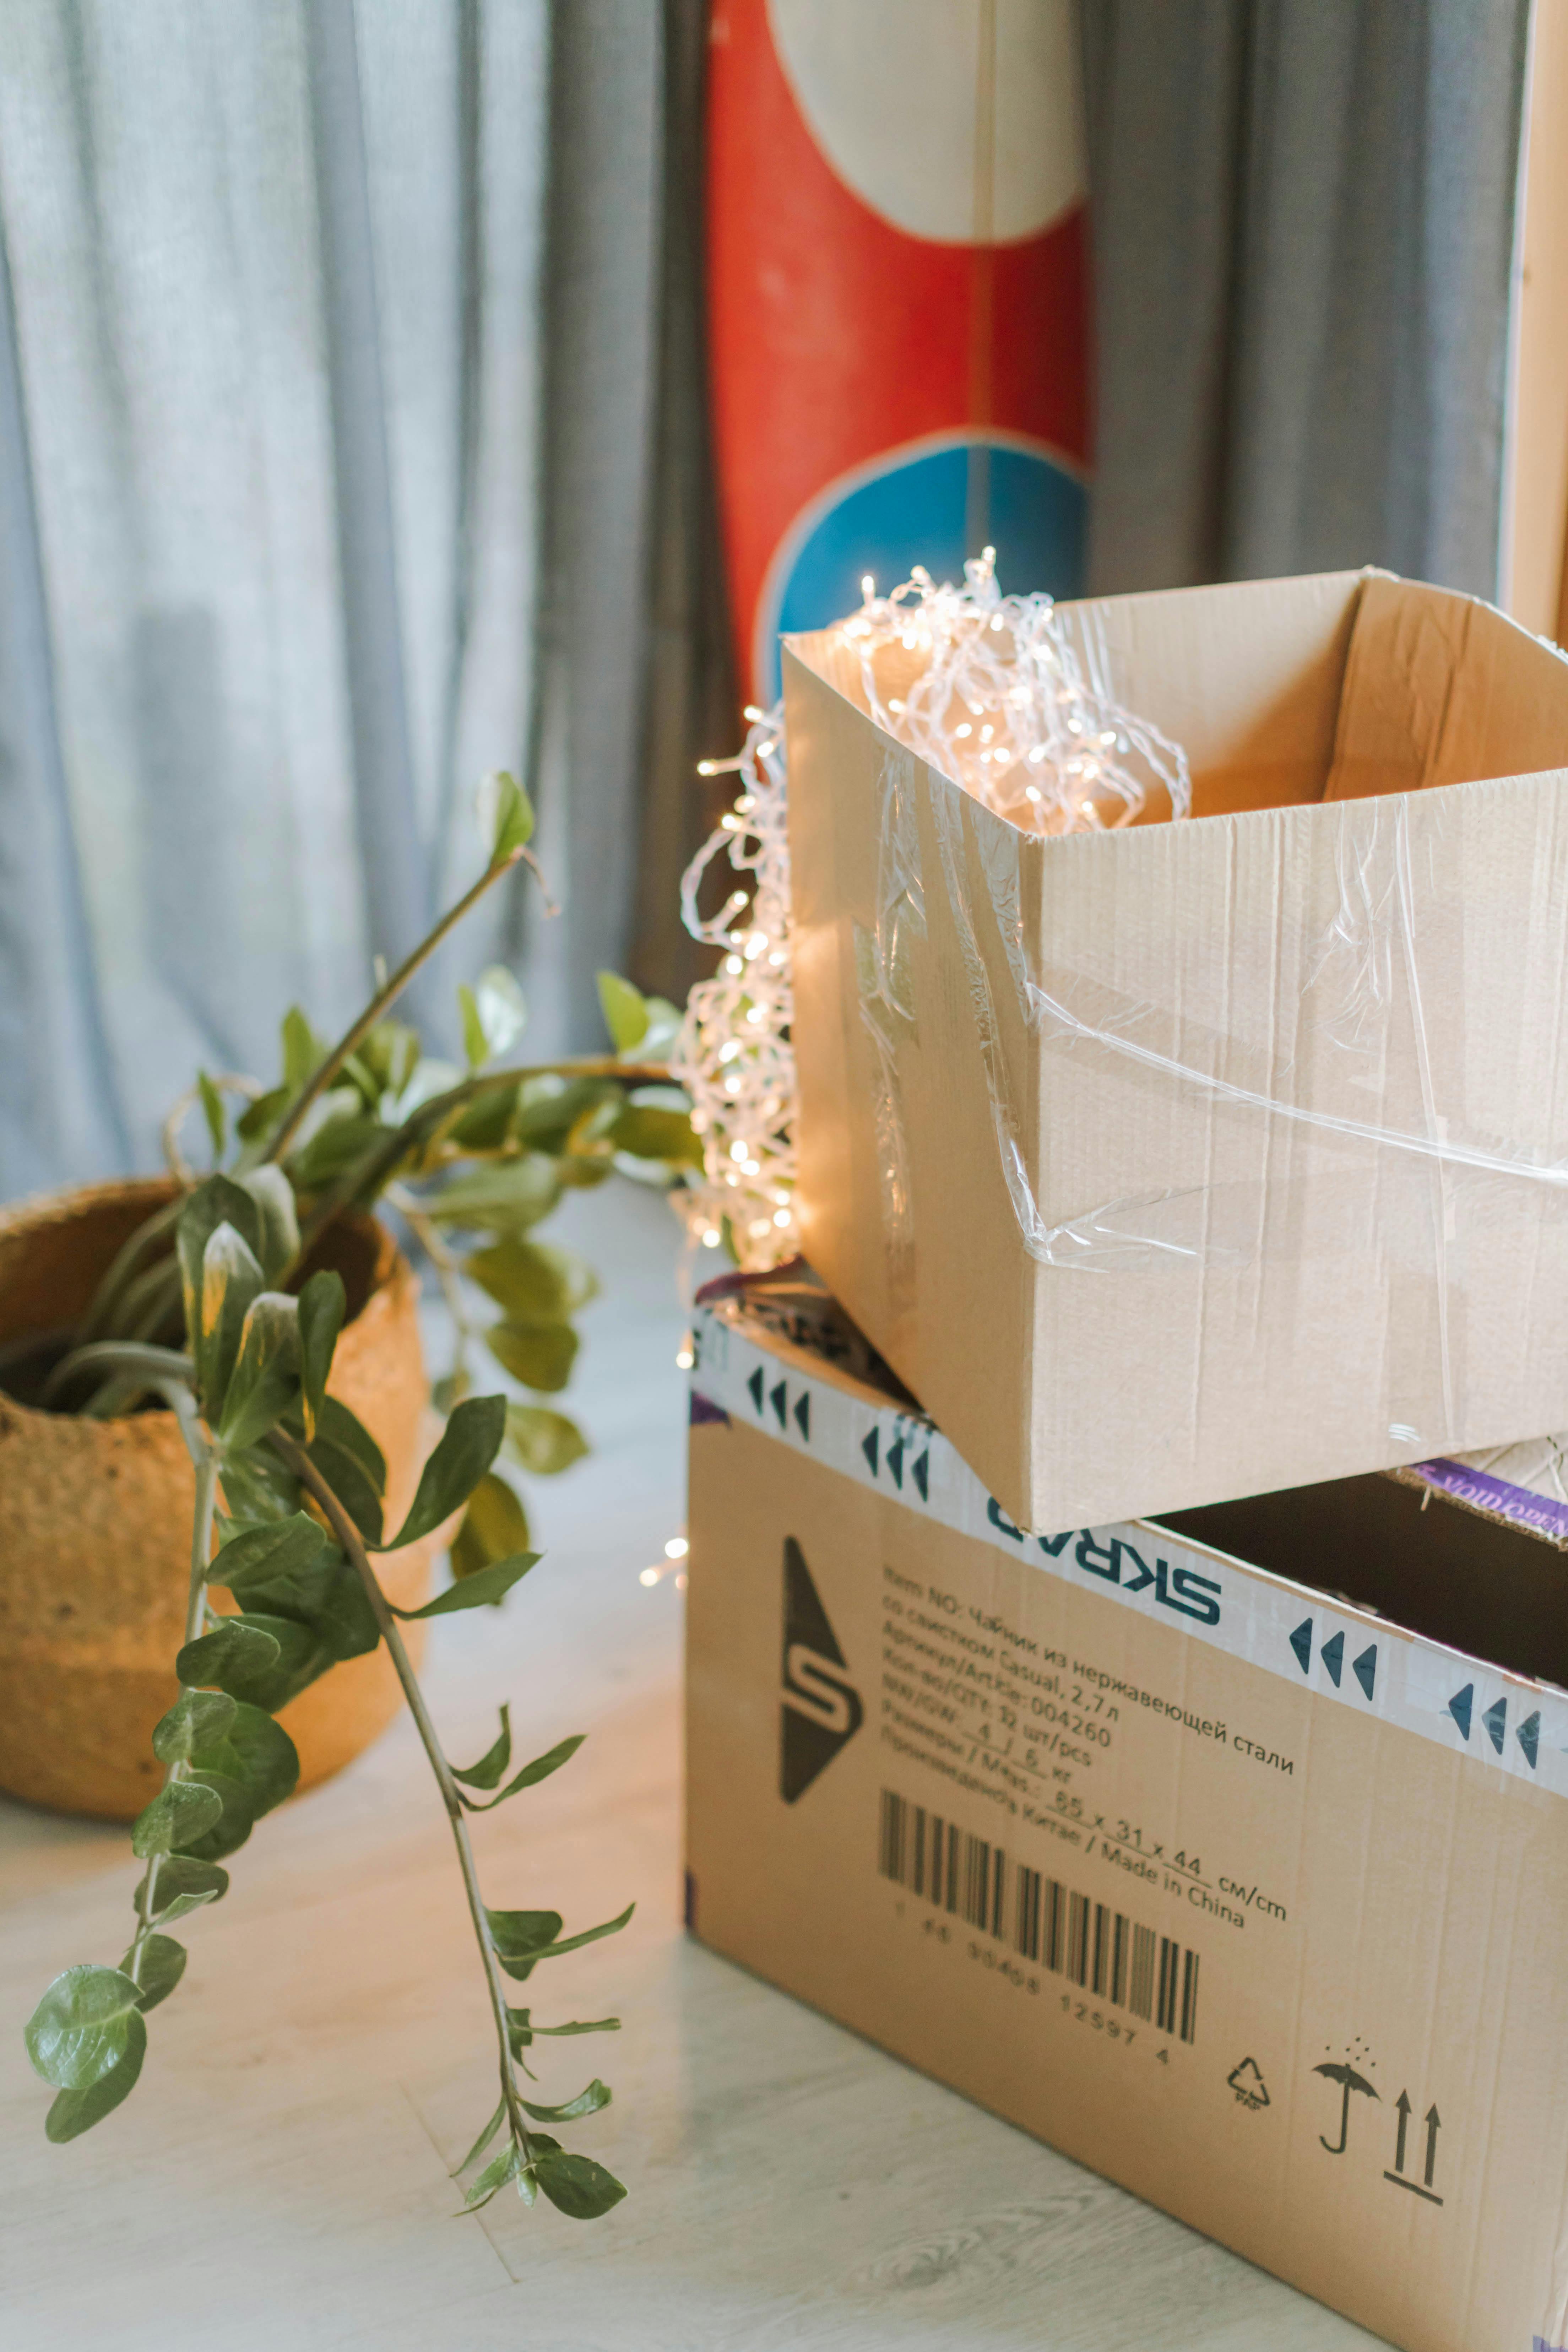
[14,771,696,2218]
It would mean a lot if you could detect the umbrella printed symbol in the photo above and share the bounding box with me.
[1315,2058,1380,2153]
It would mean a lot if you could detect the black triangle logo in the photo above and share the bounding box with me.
[780,1537,863,1803]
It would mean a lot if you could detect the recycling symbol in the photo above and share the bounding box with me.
[1228,2057,1270,2111]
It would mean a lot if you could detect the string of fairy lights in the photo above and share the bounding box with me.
[668,552,1192,1277]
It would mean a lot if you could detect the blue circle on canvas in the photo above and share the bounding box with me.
[758,438,1086,701]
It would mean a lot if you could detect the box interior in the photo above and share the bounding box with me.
[1158,1478,1568,1693]
[789,569,1568,833]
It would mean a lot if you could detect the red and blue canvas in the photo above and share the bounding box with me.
[707,0,1091,701]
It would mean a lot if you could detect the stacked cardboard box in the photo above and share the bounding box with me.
[684,570,1568,2352]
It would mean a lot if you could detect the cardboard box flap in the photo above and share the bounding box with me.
[1325,573,1568,802]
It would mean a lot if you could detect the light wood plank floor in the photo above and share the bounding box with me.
[0,1187,1382,2350]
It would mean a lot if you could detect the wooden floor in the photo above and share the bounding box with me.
[0,1186,1382,2351]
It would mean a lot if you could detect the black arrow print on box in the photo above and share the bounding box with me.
[1384,2093,1443,2205]
[1320,1631,1344,1687]
[1482,1697,1507,1755]
[1518,1710,1540,1769]
[1449,1683,1473,1741]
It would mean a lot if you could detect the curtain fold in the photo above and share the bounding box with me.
[0,0,686,1198]
[1081,0,1532,600]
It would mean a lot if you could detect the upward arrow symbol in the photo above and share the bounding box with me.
[1394,2089,1411,2174]
[1423,2104,1441,2189]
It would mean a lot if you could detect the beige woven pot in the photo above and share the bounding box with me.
[0,1177,435,1820]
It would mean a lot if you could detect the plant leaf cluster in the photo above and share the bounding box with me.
[21,786,657,2216]
[25,1175,632,2211]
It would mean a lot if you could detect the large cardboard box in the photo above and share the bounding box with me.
[686,1269,1568,2352]
[784,569,1568,1532]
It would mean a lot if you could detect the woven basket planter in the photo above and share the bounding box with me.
[0,1177,434,1820]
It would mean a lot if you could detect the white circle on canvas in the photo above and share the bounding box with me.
[766,0,1086,247]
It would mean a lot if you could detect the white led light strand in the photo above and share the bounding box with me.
[671,707,797,1268]
[672,556,1191,1271]
[842,549,1190,835]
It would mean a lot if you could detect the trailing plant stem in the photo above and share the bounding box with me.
[261,847,535,1167]
[131,1408,219,1982]
[272,1433,532,2152]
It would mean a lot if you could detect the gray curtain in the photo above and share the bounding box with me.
[0,0,677,1201]
[1081,0,1532,600]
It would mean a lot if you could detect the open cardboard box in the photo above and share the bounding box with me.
[685,1267,1568,2352]
[784,569,1568,1532]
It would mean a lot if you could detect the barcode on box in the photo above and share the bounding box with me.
[878,1787,1199,2044]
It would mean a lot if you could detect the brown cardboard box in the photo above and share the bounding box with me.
[685,1269,1568,2352]
[784,568,1568,1532]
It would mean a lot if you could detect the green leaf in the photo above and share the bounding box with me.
[511,2014,620,2041]
[492,1902,635,1984]
[134,1855,229,1927]
[295,1397,386,1546]
[151,1689,237,1764]
[597,970,650,1054]
[461,2139,522,2213]
[458,983,489,1072]
[118,1934,186,2015]
[217,1292,301,1449]
[194,1613,332,1711]
[197,1070,227,1162]
[296,1269,346,1442]
[462,1734,584,1814]
[309,1559,381,1662]
[474,965,526,1059]
[447,1082,521,1152]
[212,1512,331,1598]
[532,2149,627,2220]
[451,2096,507,2178]
[190,1701,300,1817]
[217,1445,302,1524]
[611,1104,702,1167]
[281,1005,326,1091]
[45,2015,147,2142]
[486,1909,562,1963]
[425,1155,561,1234]
[511,1074,619,1151]
[175,1771,257,1863]
[177,1176,265,1365]
[288,1107,385,1194]
[487,1319,578,1394]
[381,1394,506,1550]
[451,1703,512,1790]
[235,1083,290,1148]
[175,1616,283,1693]
[198,1222,265,1417]
[130,1779,224,1858]
[25,1966,145,2090]
[467,1237,598,1324]
[504,1404,589,1479]
[391,1550,537,1618]
[519,2077,611,2124]
[358,1019,422,1102]
[236,1165,300,1282]
[478,768,535,861]
[313,1394,387,1495]
[451,1471,530,1582]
